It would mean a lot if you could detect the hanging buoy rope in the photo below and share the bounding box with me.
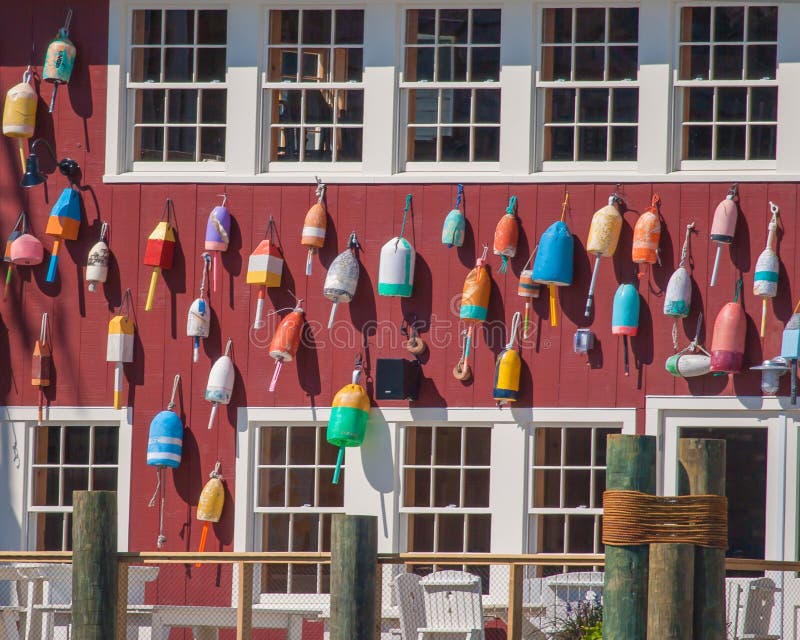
[187,253,212,363]
[206,339,234,429]
[518,246,540,338]
[32,313,51,425]
[302,178,327,276]
[205,194,231,293]
[493,195,519,274]
[148,374,182,549]
[144,199,177,311]
[665,222,696,350]
[754,201,780,339]
[441,184,466,248]
[194,461,225,567]
[106,288,135,409]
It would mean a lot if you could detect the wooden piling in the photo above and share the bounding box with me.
[330,515,378,640]
[72,490,118,640]
[647,543,695,639]
[678,438,727,640]
[603,434,656,640]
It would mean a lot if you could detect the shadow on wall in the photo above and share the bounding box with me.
[0,423,23,551]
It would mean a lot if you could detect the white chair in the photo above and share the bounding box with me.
[392,572,427,640]
[537,571,604,633]
[417,570,485,640]
[731,577,780,640]
[0,565,26,640]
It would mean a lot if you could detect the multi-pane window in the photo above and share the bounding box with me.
[128,9,227,164]
[29,424,119,551]
[528,425,619,575]
[255,425,343,594]
[539,7,639,163]
[402,426,491,591]
[265,9,365,165]
[402,9,502,164]
[677,5,778,162]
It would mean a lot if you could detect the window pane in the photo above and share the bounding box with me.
[541,46,571,82]
[198,10,226,45]
[261,426,287,465]
[93,428,118,465]
[407,427,432,465]
[200,127,225,161]
[165,10,193,45]
[318,471,344,506]
[466,514,491,552]
[543,8,571,44]
[716,125,746,160]
[405,47,434,83]
[680,45,710,80]
[575,8,604,43]
[335,10,364,45]
[442,89,471,124]
[434,427,461,465]
[750,125,776,160]
[264,514,290,551]
[39,513,64,551]
[474,90,500,124]
[612,89,638,123]
[438,514,465,552]
[263,564,288,593]
[595,428,619,466]
[269,49,297,82]
[135,90,165,124]
[714,6,744,42]
[63,468,89,505]
[164,48,193,82]
[338,90,363,124]
[437,47,468,82]
[131,48,161,82]
[406,10,436,44]
[717,87,747,122]
[470,47,500,82]
[292,514,319,551]
[337,128,363,162]
[410,128,437,161]
[578,127,607,161]
[292,564,318,594]
[687,87,714,121]
[92,468,117,492]
[275,90,301,125]
[32,468,60,506]
[574,47,604,81]
[132,10,162,45]
[578,89,608,124]
[746,45,776,80]
[40,427,60,465]
[685,125,712,159]
[463,469,490,507]
[201,90,226,124]
[271,10,298,44]
[333,49,363,82]
[288,468,315,506]
[273,126,300,161]
[472,10,501,45]
[64,427,89,465]
[439,9,468,44]
[748,6,778,41]
[197,48,226,82]
[609,8,638,43]
[535,428,562,466]
[547,89,575,124]
[539,515,565,553]
[305,91,334,124]
[751,87,777,121]
[168,89,197,124]
[465,428,491,466]
[568,514,597,553]
[303,11,332,45]
[134,127,164,161]
[409,514,434,551]
[608,46,637,81]
[593,469,606,508]
[564,469,591,507]
[259,468,286,507]
[433,468,460,507]
[289,427,316,465]
[474,127,499,161]
[304,127,333,161]
[534,468,561,508]
[713,45,743,80]
[681,6,710,42]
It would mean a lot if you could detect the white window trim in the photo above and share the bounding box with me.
[0,406,132,552]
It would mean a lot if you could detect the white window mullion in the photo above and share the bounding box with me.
[775,3,800,172]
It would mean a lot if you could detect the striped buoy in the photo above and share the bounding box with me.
[441,184,466,248]
[665,314,710,378]
[664,222,696,350]
[144,199,177,311]
[612,283,640,376]
[247,215,283,329]
[32,313,51,425]
[268,303,305,392]
[710,183,738,287]
[585,192,624,316]
[327,358,370,484]
[533,194,574,328]
[710,280,746,374]
[754,202,780,338]
[378,194,416,297]
[302,178,327,275]
[194,462,225,566]
[147,374,182,549]
[187,254,212,363]
[205,194,231,292]
[324,232,360,328]
[45,187,81,283]
[206,339,234,429]
[454,245,491,381]
[106,289,135,410]
[493,312,522,406]
[493,196,519,274]
[632,194,662,274]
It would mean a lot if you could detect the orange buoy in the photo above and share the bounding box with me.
[710,280,747,374]
[493,196,519,274]
[302,178,327,275]
[32,313,51,425]
[268,303,305,392]
[632,194,662,272]
[454,245,491,380]
[247,216,284,329]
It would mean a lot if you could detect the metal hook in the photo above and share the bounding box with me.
[63,8,73,33]
[99,221,108,242]
[167,374,181,410]
[224,338,232,357]
[770,201,780,218]
[217,193,228,206]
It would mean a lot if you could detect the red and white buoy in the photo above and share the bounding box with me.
[32,313,52,425]
[206,339,235,429]
[709,184,738,287]
[187,253,212,363]
[302,178,327,275]
[754,201,780,338]
[268,302,305,392]
[247,216,283,329]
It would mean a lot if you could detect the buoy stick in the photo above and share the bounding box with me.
[549,284,558,328]
[710,245,722,287]
[761,298,768,339]
[38,389,43,425]
[145,267,159,311]
[254,288,266,329]
[328,302,338,329]
[17,140,25,173]
[194,522,211,568]
[269,361,282,392]
[4,265,13,301]
[523,301,530,338]
[333,447,345,484]
[193,338,200,363]
[585,257,601,317]
[793,360,798,406]
[114,362,124,410]
[213,252,218,293]
[464,328,473,361]
[46,240,61,283]
[623,335,630,377]
[48,84,58,113]
[208,402,218,430]
[306,249,313,276]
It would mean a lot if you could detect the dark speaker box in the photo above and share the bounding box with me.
[375,358,421,400]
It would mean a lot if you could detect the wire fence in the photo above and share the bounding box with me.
[0,552,799,639]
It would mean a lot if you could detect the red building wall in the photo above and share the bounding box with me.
[0,1,795,569]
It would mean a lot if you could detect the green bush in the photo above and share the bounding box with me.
[548,594,603,640]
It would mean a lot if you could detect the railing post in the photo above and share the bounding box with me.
[116,560,128,640]
[236,561,254,640]
[506,563,523,640]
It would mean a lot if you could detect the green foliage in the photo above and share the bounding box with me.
[548,596,603,640]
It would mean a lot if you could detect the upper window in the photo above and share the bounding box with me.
[128,9,227,167]
[264,9,365,166]
[401,9,502,165]
[538,7,639,164]
[676,5,778,164]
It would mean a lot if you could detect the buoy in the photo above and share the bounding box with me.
[4,211,36,300]
[709,183,738,287]
[2,67,37,171]
[664,222,696,350]
[147,375,183,549]
[205,194,231,293]
[493,196,519,274]
[454,245,491,381]
[302,178,327,275]
[754,201,780,338]
[612,283,640,376]
[43,9,76,113]
[106,289,135,410]
[710,279,746,374]
[494,311,522,406]
[324,232,360,329]
[666,314,711,378]
[206,339,234,429]
[32,313,51,425]
[585,192,624,317]
[441,184,466,248]
[632,194,662,275]
[187,253,212,363]
[45,187,81,283]
[247,215,283,329]
[378,194,416,297]
[86,222,110,293]
[327,357,370,484]
[533,193,574,329]
[517,266,540,338]
[268,302,304,392]
[194,462,225,567]
[781,305,800,404]
[144,199,177,312]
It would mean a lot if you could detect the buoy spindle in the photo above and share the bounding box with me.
[710,245,722,287]
[46,240,61,283]
[269,360,283,392]
[585,258,600,317]
[549,284,558,328]
[333,447,345,485]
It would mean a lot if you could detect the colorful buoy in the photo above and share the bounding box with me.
[302,178,327,275]
[612,283,640,376]
[43,9,76,113]
[247,215,283,329]
[585,192,624,317]
[493,311,522,406]
[106,289,135,410]
[632,194,662,275]
[454,245,491,381]
[664,222,696,350]
[206,339,234,429]
[86,222,110,293]
[45,187,82,283]
[205,194,231,293]
[710,279,746,374]
[754,201,780,338]
[533,193,574,328]
[2,67,37,171]
[493,196,519,274]
[144,199,177,311]
[441,184,466,248]
[378,194,416,297]
[327,358,370,484]
[709,183,738,287]
[194,462,225,567]
[187,253,212,363]
[268,302,304,392]
[665,314,711,378]
[32,313,51,425]
[324,232,360,329]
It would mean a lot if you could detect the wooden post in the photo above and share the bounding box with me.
[330,515,378,640]
[506,563,523,640]
[603,434,656,640]
[678,438,727,640]
[236,561,254,640]
[115,561,128,640]
[72,490,118,640]
[647,543,694,639]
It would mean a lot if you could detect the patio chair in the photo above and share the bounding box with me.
[732,577,780,640]
[417,570,485,640]
[392,572,427,640]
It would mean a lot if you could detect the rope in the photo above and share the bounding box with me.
[505,311,521,350]
[678,222,695,269]
[560,193,569,222]
[199,253,211,299]
[224,338,232,358]
[315,177,326,204]
[733,278,743,303]
[99,221,108,243]
[506,195,517,216]
[119,288,134,321]
[167,374,181,411]
[455,184,464,209]
[161,199,176,227]
[602,490,728,549]
[522,245,538,272]
[396,194,412,249]
[40,313,49,346]
[348,231,360,252]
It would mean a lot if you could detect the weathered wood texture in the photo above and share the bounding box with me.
[647,543,695,640]
[72,490,118,640]
[330,515,377,640]
[603,435,656,640]
[678,438,727,640]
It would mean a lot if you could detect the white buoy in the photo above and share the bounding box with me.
[206,339,234,429]
[324,232,360,328]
